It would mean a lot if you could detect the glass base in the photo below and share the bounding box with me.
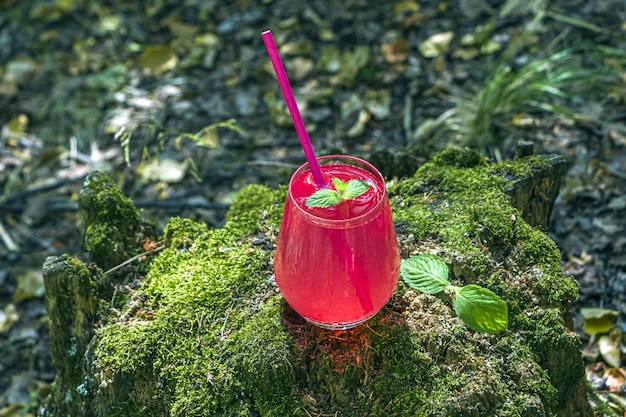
[304,313,375,330]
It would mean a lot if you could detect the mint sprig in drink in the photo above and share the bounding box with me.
[262,30,399,329]
[274,156,400,329]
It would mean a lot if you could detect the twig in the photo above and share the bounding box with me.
[2,175,87,204]
[365,322,382,337]
[103,244,165,276]
[0,220,19,252]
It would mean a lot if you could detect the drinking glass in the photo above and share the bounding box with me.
[274,155,400,329]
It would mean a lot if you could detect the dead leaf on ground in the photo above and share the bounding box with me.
[28,0,76,21]
[0,56,42,96]
[381,39,409,63]
[287,57,314,80]
[0,304,19,334]
[580,307,619,336]
[13,270,45,303]
[0,403,28,417]
[365,89,391,119]
[402,13,426,28]
[460,19,496,46]
[393,0,419,16]
[598,331,622,368]
[138,45,179,76]
[453,47,480,61]
[337,46,370,84]
[137,157,189,184]
[279,41,313,57]
[419,31,454,58]
[604,367,626,393]
[317,46,341,73]
[6,115,29,136]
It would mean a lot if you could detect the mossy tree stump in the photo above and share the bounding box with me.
[42,149,591,417]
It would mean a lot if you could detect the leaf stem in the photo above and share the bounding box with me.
[444,284,458,294]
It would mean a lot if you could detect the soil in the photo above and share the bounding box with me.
[0,0,625,414]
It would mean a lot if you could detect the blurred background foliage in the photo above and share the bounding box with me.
[1,0,625,191]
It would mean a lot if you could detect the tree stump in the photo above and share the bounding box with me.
[42,149,591,417]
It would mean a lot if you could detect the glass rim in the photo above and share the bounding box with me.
[287,155,387,227]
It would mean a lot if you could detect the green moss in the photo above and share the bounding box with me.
[78,171,156,271]
[231,298,302,416]
[493,155,553,179]
[390,148,578,300]
[515,223,578,304]
[93,192,297,417]
[224,184,286,238]
[84,150,585,417]
[292,313,431,416]
[390,151,515,277]
[387,148,582,415]
[163,217,208,248]
[78,171,140,232]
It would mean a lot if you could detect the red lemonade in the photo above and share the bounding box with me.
[274,156,400,329]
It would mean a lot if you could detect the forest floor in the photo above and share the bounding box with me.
[1,0,626,415]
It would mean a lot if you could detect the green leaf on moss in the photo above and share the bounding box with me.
[454,285,508,334]
[400,254,449,294]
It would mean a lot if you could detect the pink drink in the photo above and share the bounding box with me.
[274,155,400,329]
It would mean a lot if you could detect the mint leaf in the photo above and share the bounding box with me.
[332,177,348,193]
[305,189,341,208]
[305,178,370,208]
[453,285,508,334]
[400,254,449,294]
[341,179,370,200]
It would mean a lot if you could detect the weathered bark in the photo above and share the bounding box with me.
[506,154,567,232]
[42,255,97,417]
[42,149,592,417]
[42,171,156,416]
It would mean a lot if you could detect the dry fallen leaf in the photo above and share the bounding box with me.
[0,304,19,334]
[598,332,622,368]
[287,57,314,80]
[580,307,619,336]
[604,367,626,393]
[6,114,29,136]
[137,157,189,184]
[419,31,454,58]
[138,45,179,76]
[393,0,419,16]
[0,56,42,96]
[28,0,76,21]
[13,270,45,303]
[381,39,410,64]
[279,41,313,57]
[452,47,480,61]
[365,89,391,119]
[0,403,28,417]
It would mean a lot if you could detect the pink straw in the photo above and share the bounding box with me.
[262,30,326,188]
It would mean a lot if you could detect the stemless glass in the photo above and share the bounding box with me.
[274,155,400,330]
